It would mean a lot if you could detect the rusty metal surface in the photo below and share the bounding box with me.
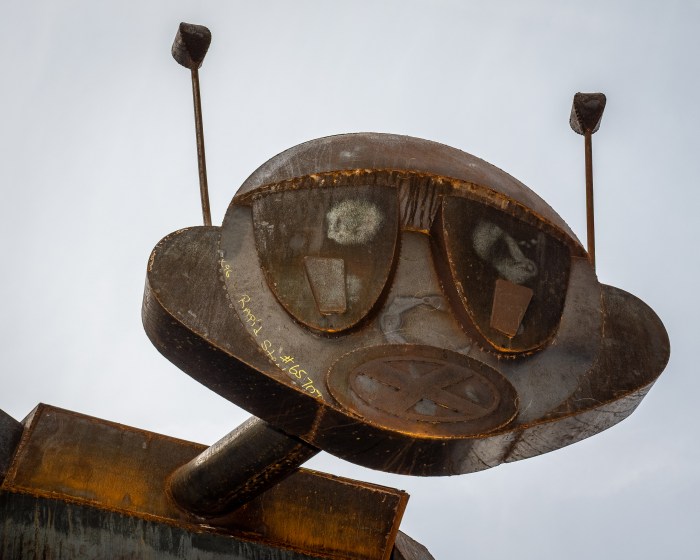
[1,404,408,560]
[142,133,669,478]
[0,409,22,483]
[0,491,331,560]
[489,278,533,337]
[1,492,427,560]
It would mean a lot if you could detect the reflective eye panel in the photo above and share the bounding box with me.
[433,195,571,354]
[252,185,399,334]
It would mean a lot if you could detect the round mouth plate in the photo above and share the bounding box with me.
[326,344,518,437]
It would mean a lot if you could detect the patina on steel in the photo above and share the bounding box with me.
[143,133,669,518]
[1,404,410,560]
[570,92,606,269]
[172,22,213,226]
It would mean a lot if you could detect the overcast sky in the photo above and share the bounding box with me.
[1,1,697,558]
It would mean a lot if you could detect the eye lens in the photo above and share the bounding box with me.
[433,196,571,353]
[252,185,399,333]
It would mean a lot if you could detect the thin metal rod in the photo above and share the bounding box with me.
[584,130,595,269]
[191,68,212,226]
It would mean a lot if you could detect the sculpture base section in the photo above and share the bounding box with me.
[0,404,432,560]
[0,492,329,560]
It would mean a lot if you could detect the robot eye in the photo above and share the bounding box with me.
[251,184,399,334]
[432,195,571,354]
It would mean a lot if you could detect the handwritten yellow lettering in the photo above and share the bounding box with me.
[243,308,256,324]
[221,261,233,279]
[237,294,322,400]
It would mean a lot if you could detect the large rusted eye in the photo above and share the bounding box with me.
[432,195,571,354]
[251,185,399,334]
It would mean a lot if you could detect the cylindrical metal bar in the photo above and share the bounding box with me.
[584,130,595,269]
[191,68,212,226]
[168,417,319,517]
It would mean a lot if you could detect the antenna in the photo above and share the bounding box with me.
[172,23,213,226]
[570,92,606,269]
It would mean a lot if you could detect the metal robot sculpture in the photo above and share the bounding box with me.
[144,24,669,518]
[0,22,669,560]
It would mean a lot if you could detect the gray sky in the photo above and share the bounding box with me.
[1,1,697,558]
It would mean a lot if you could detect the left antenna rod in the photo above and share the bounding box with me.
[172,22,213,226]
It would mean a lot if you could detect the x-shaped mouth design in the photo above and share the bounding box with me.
[350,357,500,422]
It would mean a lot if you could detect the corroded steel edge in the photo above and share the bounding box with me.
[1,404,409,560]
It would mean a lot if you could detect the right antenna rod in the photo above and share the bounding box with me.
[570,92,606,270]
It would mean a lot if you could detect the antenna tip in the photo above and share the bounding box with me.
[172,22,212,70]
[570,92,606,135]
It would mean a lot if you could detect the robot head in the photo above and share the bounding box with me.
[145,133,669,475]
